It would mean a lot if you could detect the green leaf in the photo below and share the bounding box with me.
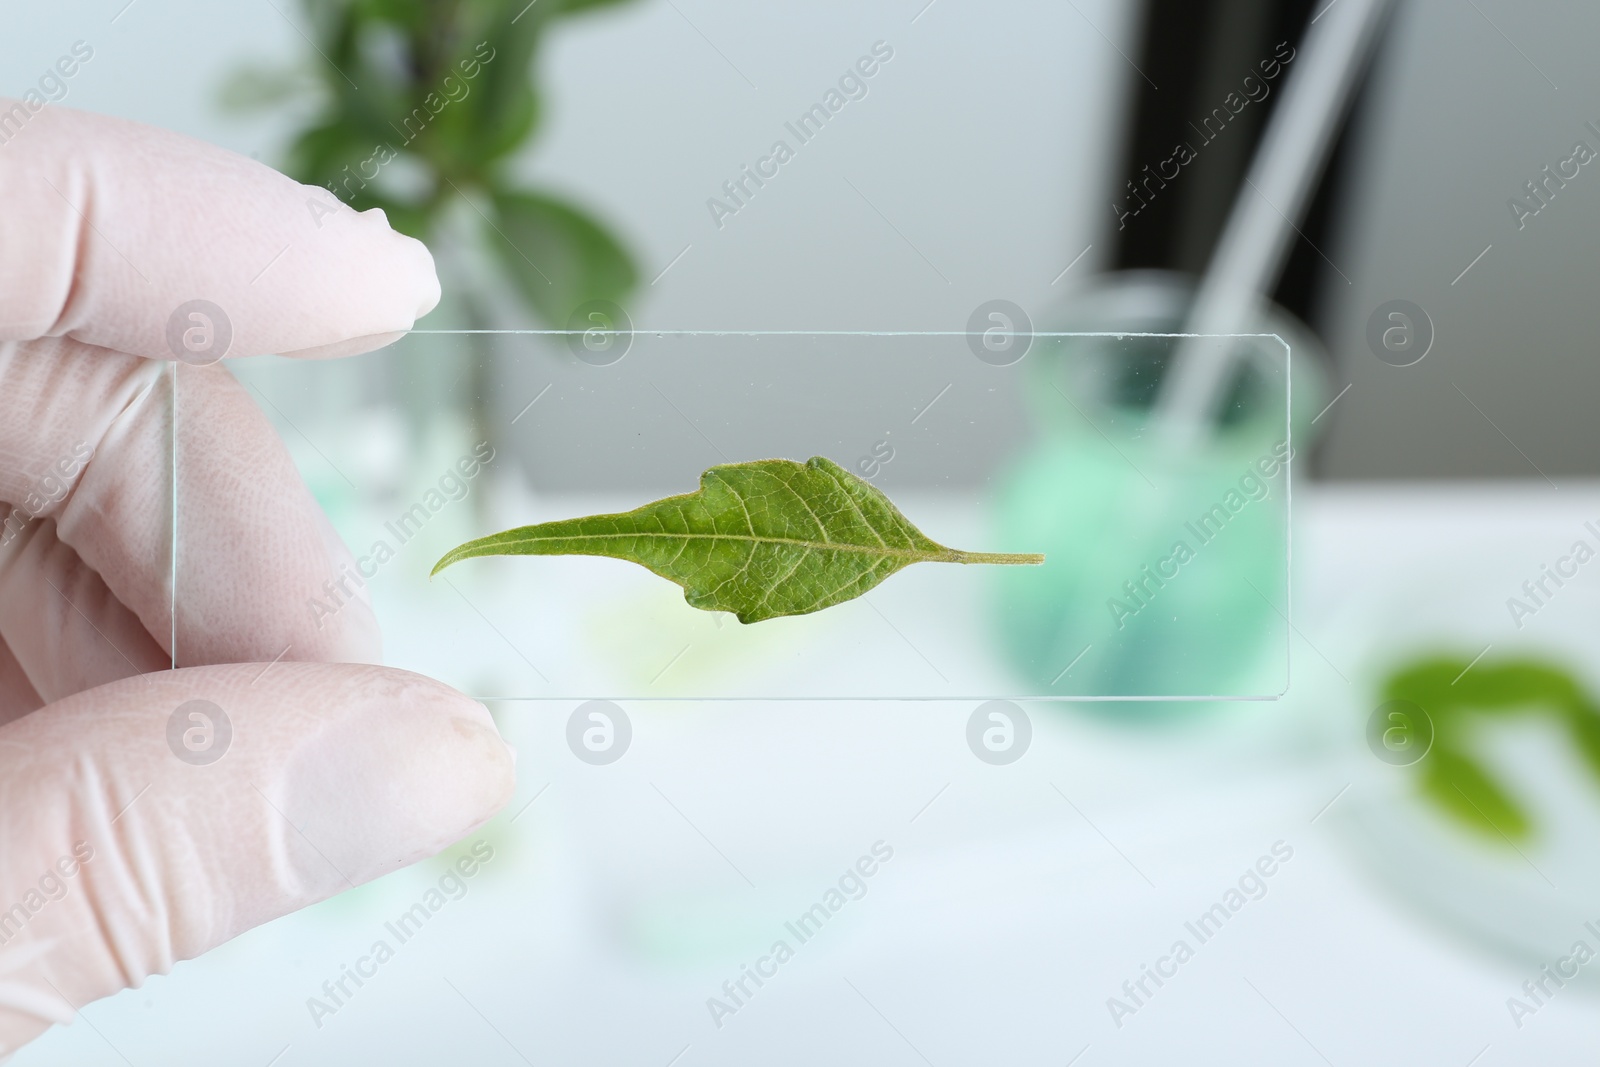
[554,0,639,14]
[432,457,1044,623]
[1419,745,1530,842]
[1377,655,1600,842]
[1565,706,1600,781]
[276,0,642,308]
[486,189,637,327]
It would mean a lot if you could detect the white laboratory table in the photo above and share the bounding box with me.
[15,482,1600,1066]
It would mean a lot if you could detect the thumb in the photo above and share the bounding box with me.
[0,662,514,1053]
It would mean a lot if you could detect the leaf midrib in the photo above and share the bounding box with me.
[486,528,947,562]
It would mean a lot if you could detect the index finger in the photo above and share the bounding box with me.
[0,100,439,359]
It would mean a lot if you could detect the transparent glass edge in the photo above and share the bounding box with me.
[178,331,1295,703]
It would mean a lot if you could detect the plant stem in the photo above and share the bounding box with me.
[948,551,1046,566]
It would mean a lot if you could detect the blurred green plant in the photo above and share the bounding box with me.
[1381,656,1600,842]
[228,0,638,328]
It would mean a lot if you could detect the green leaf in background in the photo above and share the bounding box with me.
[252,0,639,328]
[1420,745,1530,840]
[1380,655,1600,843]
[432,457,1045,623]
[488,190,637,327]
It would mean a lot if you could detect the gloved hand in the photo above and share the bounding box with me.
[0,103,515,1052]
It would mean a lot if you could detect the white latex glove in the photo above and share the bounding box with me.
[0,103,515,1052]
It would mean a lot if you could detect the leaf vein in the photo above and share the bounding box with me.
[764,466,831,542]
[718,472,757,536]
[801,558,889,614]
[702,540,762,601]
[750,544,812,615]
[826,465,887,548]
